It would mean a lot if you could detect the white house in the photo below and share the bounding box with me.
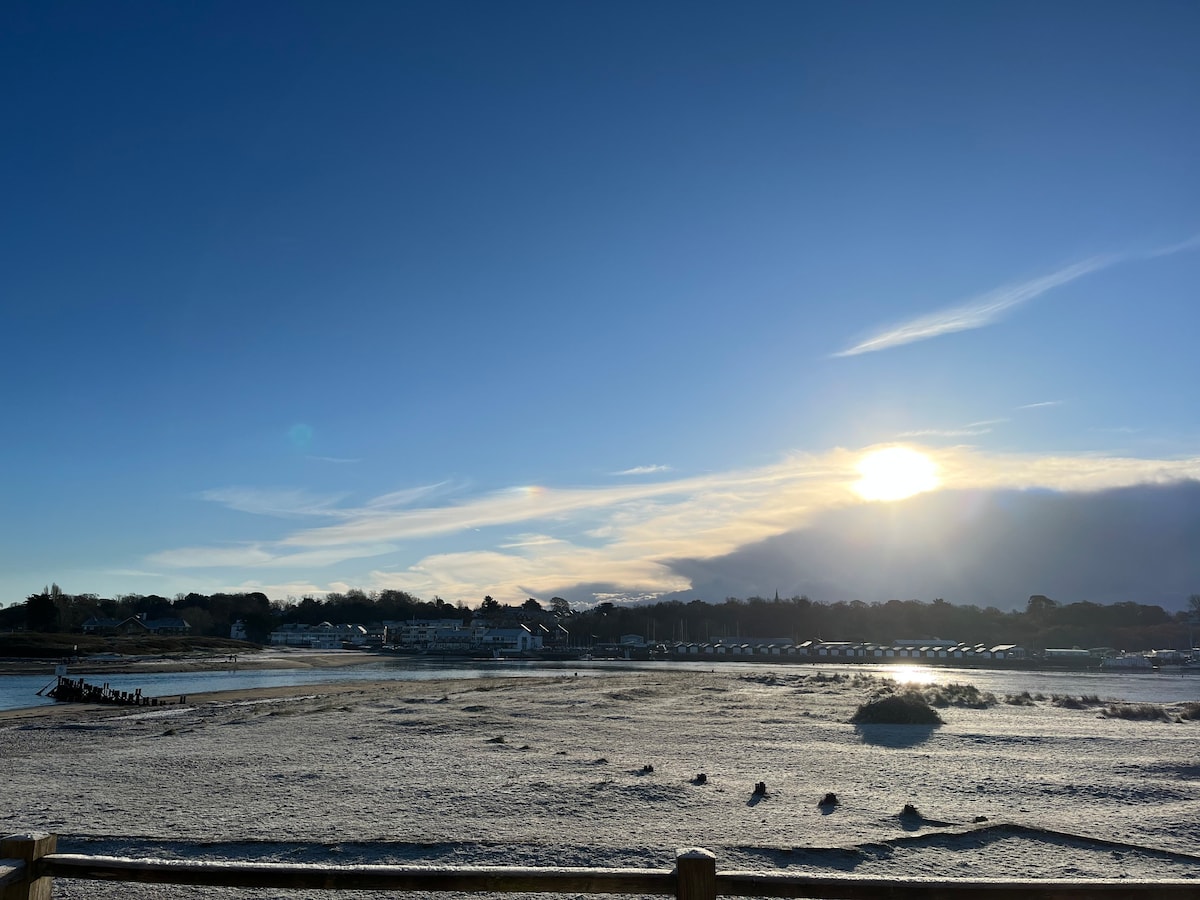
[481,625,543,654]
[269,622,368,649]
[388,618,472,649]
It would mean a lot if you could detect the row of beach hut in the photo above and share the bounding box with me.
[665,639,1026,661]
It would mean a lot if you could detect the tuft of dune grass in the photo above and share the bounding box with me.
[1101,703,1170,721]
[1051,694,1103,709]
[851,691,943,725]
[922,682,996,709]
[1177,701,1200,721]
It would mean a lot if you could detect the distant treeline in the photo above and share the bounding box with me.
[0,585,459,644]
[2,585,1197,652]
[571,593,1199,654]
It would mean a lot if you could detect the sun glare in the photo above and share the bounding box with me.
[888,664,938,686]
[853,447,939,502]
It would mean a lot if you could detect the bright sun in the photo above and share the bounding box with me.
[853,447,939,502]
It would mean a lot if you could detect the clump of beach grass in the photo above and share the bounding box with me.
[811,671,845,683]
[1177,702,1200,721]
[1005,691,1036,706]
[867,677,995,709]
[851,672,885,688]
[1050,694,1103,709]
[1101,703,1170,721]
[922,682,995,709]
[851,690,943,725]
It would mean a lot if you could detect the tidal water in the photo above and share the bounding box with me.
[0,658,601,713]
[2,657,1198,713]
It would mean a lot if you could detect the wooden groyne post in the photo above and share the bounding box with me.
[0,833,56,900]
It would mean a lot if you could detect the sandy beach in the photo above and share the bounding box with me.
[3,669,1200,898]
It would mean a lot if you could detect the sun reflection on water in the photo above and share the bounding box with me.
[887,664,938,686]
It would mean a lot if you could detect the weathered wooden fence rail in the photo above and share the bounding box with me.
[4,835,1200,900]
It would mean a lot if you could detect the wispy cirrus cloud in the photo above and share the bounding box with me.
[100,568,166,579]
[151,454,854,580]
[898,427,994,438]
[148,541,398,570]
[898,419,1008,439]
[1018,400,1063,410]
[150,544,278,568]
[499,533,568,550]
[366,481,457,509]
[834,256,1113,357]
[613,464,672,475]
[1143,233,1200,258]
[834,233,1200,357]
[198,487,349,518]
[199,481,456,519]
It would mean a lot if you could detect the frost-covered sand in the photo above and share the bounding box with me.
[3,670,1200,897]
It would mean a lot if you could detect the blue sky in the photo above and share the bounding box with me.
[3,1,1199,610]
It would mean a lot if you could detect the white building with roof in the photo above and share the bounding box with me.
[269,622,368,648]
[480,624,542,654]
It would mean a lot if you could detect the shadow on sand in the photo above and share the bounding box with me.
[730,845,873,873]
[853,723,938,748]
[729,821,1200,875]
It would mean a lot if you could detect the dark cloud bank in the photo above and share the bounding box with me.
[572,481,1200,612]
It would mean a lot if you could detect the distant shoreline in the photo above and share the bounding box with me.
[0,647,387,677]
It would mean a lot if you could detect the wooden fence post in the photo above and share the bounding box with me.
[0,833,57,900]
[675,848,716,900]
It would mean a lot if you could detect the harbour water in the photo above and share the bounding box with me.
[2,657,1198,713]
[0,658,603,713]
